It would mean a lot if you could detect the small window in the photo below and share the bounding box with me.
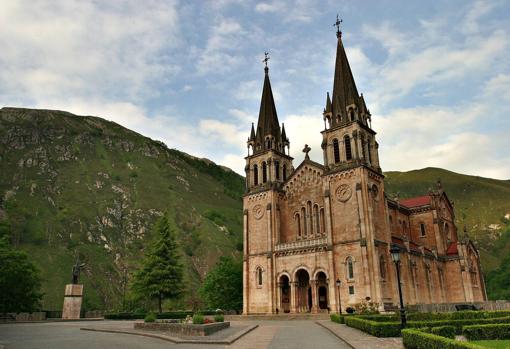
[348,286,355,295]
[283,164,287,181]
[275,161,280,180]
[367,140,372,163]
[295,213,301,237]
[262,162,267,183]
[420,223,426,237]
[253,165,258,186]
[333,139,340,163]
[379,255,386,279]
[257,267,263,286]
[346,257,354,279]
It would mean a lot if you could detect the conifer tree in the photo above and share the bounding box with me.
[132,216,183,313]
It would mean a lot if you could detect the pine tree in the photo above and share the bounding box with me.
[132,216,183,313]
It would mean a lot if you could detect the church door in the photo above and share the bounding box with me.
[318,286,328,310]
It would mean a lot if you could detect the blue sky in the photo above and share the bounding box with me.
[1,0,509,179]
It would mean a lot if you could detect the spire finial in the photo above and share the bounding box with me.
[262,51,270,73]
[333,14,342,38]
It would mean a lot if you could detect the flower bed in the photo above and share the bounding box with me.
[134,321,230,336]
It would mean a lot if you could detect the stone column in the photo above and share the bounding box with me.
[243,210,249,314]
[311,280,317,313]
[290,282,297,313]
[62,284,83,319]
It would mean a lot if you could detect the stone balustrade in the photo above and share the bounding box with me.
[275,237,327,252]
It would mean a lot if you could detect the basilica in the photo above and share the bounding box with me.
[242,26,487,314]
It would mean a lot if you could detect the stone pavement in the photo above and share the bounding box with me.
[316,320,404,349]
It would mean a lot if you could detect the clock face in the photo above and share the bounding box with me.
[253,204,264,220]
[335,184,352,202]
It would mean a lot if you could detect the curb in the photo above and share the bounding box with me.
[80,324,258,345]
[0,318,104,325]
[315,321,356,349]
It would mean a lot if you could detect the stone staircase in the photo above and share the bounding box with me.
[225,313,330,321]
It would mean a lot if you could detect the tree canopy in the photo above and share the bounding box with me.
[0,237,43,313]
[199,256,242,312]
[131,216,183,313]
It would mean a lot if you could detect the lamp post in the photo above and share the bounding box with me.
[390,245,407,328]
[335,279,342,314]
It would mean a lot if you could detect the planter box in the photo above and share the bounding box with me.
[134,321,230,336]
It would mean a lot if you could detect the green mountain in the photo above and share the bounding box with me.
[1,107,509,309]
[0,107,244,310]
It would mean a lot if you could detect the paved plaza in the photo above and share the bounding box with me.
[0,320,354,349]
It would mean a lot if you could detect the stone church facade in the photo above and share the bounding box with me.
[242,28,487,314]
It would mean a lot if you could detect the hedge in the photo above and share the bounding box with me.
[407,316,510,334]
[430,326,456,339]
[345,315,510,337]
[402,329,484,349]
[463,323,510,340]
[360,311,510,323]
[330,313,344,324]
[344,317,401,337]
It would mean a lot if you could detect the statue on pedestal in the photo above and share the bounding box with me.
[72,259,85,284]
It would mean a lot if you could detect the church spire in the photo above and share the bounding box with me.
[255,52,282,150]
[331,18,360,120]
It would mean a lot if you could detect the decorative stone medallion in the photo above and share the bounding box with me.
[335,184,352,202]
[253,204,264,220]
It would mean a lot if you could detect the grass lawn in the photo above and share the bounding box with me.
[471,340,510,349]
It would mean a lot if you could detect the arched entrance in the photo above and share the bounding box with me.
[295,269,311,312]
[279,275,291,313]
[316,271,329,311]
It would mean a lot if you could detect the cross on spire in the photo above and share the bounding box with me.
[333,14,342,38]
[302,144,311,160]
[262,51,270,72]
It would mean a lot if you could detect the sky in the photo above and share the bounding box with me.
[1,0,509,179]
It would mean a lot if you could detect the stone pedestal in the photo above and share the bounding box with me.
[62,284,83,319]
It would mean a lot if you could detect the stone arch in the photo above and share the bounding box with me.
[292,265,312,282]
[313,268,329,280]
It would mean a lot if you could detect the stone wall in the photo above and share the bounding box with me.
[134,321,230,336]
[411,300,510,313]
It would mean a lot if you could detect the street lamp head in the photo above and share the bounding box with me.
[390,245,401,263]
[336,279,341,287]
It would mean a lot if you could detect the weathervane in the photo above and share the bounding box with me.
[333,14,342,37]
[262,51,270,69]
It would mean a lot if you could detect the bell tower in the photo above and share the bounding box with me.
[321,23,381,174]
[245,53,293,193]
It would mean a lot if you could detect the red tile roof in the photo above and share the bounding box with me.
[446,241,458,255]
[400,195,431,208]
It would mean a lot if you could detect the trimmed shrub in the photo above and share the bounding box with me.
[407,316,510,334]
[214,314,224,323]
[402,328,484,349]
[144,313,156,323]
[430,325,455,339]
[344,317,401,337]
[463,323,510,340]
[330,313,343,324]
[193,314,204,324]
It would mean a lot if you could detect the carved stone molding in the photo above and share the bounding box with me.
[335,184,352,202]
[253,205,264,220]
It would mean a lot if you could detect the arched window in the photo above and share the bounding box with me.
[295,213,301,238]
[283,164,287,180]
[333,139,340,163]
[262,162,267,183]
[301,207,307,236]
[313,204,319,235]
[367,140,372,164]
[420,223,426,237]
[379,255,386,279]
[307,201,312,235]
[275,161,280,180]
[257,267,263,286]
[445,223,450,240]
[346,257,354,279]
[344,135,352,160]
[253,165,258,186]
[349,108,355,121]
[320,208,325,234]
